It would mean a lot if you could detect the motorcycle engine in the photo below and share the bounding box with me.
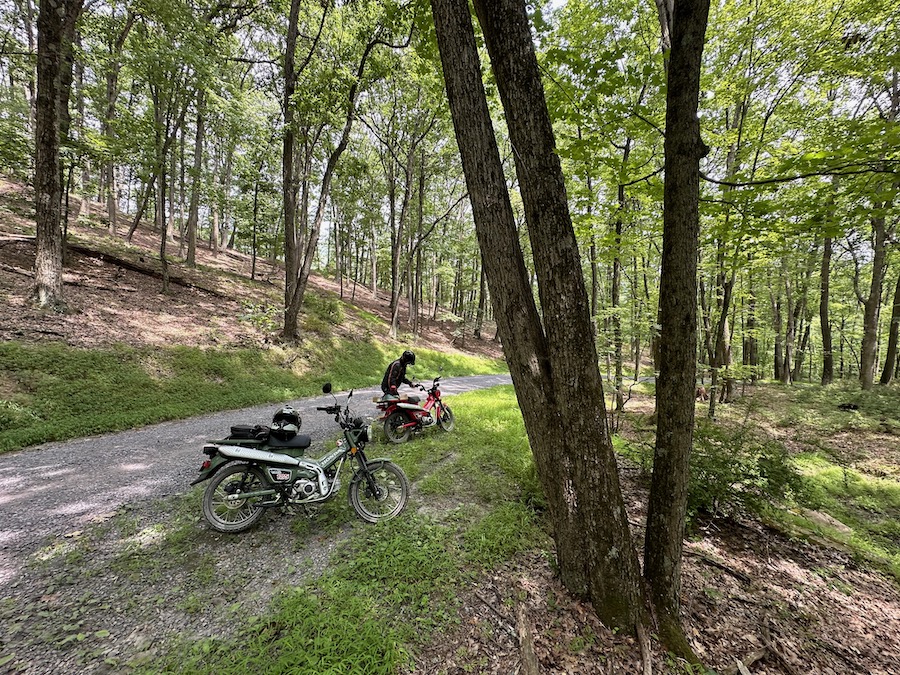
[421,414,435,427]
[291,478,319,500]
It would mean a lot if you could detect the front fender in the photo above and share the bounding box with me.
[350,457,393,480]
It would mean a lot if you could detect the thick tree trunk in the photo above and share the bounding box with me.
[433,0,646,631]
[33,0,83,310]
[644,0,710,661]
[820,237,834,384]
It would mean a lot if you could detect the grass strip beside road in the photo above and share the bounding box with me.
[0,338,507,453]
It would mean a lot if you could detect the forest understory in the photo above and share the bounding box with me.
[1,180,899,674]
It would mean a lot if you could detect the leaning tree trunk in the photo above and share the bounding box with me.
[644,0,710,662]
[286,32,381,339]
[433,0,647,631]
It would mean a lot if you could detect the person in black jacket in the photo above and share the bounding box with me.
[381,350,416,396]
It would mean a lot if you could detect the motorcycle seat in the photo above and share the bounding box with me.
[267,434,312,450]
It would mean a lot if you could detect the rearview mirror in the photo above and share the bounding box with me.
[322,382,332,394]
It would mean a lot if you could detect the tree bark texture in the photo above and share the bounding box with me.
[820,237,834,385]
[33,0,83,310]
[880,271,900,385]
[643,0,710,659]
[281,0,302,338]
[432,0,646,630]
[859,218,887,389]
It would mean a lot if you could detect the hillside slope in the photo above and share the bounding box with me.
[0,178,502,360]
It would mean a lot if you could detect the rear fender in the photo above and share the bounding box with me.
[190,453,232,485]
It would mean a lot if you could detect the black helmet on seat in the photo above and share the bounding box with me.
[271,405,301,440]
[401,350,416,365]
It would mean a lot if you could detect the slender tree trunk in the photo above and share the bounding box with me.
[185,91,205,267]
[474,261,486,339]
[746,263,759,382]
[860,218,889,389]
[880,272,900,385]
[102,11,134,236]
[772,293,783,380]
[820,237,834,384]
[644,0,710,660]
[612,174,628,411]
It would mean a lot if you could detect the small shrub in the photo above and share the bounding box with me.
[689,419,806,520]
[238,301,280,334]
[305,292,344,325]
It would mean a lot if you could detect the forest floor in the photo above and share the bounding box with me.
[1,177,899,674]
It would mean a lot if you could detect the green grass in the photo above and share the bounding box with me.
[0,339,506,453]
[787,453,900,579]
[140,386,547,674]
[767,380,900,436]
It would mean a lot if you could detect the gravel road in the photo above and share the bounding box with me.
[0,373,512,589]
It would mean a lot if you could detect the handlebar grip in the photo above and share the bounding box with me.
[316,406,329,411]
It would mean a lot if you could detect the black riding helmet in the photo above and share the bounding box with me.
[401,350,416,365]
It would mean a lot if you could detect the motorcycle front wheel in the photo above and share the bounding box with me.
[437,404,456,432]
[349,461,409,523]
[384,411,412,444]
[202,463,268,533]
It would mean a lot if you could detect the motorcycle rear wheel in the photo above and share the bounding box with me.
[384,411,412,444]
[202,463,268,533]
[437,404,456,432]
[349,461,409,523]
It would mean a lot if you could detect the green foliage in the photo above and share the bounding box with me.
[148,582,408,675]
[773,381,900,437]
[0,93,32,178]
[238,301,280,334]
[304,292,345,326]
[614,418,806,523]
[689,420,807,520]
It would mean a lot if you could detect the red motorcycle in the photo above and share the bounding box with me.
[375,376,456,443]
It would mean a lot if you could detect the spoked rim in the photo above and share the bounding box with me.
[438,405,455,431]
[384,411,412,443]
[203,465,267,532]
[351,463,408,522]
